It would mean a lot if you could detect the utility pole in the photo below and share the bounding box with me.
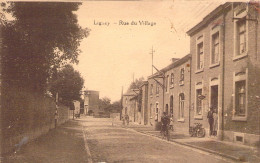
[150,46,155,75]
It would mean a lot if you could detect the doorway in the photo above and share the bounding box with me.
[210,85,218,135]
[165,104,169,115]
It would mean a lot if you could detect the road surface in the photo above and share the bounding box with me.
[80,117,232,163]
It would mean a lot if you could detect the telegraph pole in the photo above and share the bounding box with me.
[150,46,155,75]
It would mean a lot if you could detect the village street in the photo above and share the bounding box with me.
[4,116,260,163]
[80,117,232,163]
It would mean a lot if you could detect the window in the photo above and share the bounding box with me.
[180,68,184,85]
[150,84,153,95]
[211,32,219,65]
[237,19,246,55]
[156,82,159,95]
[235,80,246,116]
[150,104,152,118]
[125,98,127,105]
[155,103,159,121]
[165,75,169,92]
[197,42,204,70]
[170,73,174,86]
[233,6,248,60]
[232,69,247,121]
[179,93,184,120]
[170,96,173,117]
[196,89,202,115]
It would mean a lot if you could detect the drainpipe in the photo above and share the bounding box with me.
[189,56,192,130]
[163,75,165,116]
[221,6,227,141]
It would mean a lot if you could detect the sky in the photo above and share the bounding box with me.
[73,0,239,102]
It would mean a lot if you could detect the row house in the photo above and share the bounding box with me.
[123,2,259,147]
[187,2,260,146]
[146,55,191,134]
[162,54,191,134]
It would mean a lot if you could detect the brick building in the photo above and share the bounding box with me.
[83,90,99,115]
[140,81,148,125]
[147,55,191,133]
[162,54,191,134]
[122,89,140,123]
[147,71,164,127]
[187,2,260,146]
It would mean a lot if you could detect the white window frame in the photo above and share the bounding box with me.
[232,68,248,121]
[233,6,248,61]
[178,93,185,122]
[210,25,221,68]
[170,72,174,88]
[195,81,203,119]
[195,35,204,73]
[179,67,185,86]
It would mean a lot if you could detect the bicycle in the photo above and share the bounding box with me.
[161,124,170,141]
[189,123,205,138]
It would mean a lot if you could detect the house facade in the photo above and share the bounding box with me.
[140,81,148,125]
[122,89,140,123]
[83,90,99,115]
[147,72,164,127]
[163,54,191,134]
[187,2,260,146]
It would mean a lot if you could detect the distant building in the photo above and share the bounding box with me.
[83,90,99,115]
[122,89,140,123]
[73,100,80,114]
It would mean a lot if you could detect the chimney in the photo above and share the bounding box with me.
[171,58,179,63]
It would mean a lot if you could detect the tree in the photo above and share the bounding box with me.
[1,2,89,93]
[99,97,111,112]
[49,64,84,107]
[110,100,122,113]
[127,77,145,91]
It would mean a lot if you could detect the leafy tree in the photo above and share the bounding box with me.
[99,97,111,112]
[110,100,122,113]
[1,2,89,93]
[49,64,84,107]
[127,77,145,91]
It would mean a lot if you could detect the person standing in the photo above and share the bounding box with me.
[207,106,214,136]
[213,108,218,136]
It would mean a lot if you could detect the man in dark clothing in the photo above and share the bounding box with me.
[161,112,170,135]
[207,106,214,136]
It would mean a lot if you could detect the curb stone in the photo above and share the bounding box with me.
[114,124,242,162]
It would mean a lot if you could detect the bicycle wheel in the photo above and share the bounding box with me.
[197,128,206,138]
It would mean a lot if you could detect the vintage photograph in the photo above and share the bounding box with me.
[0,0,259,162]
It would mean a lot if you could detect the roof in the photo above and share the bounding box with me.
[186,2,232,36]
[139,81,148,87]
[123,89,140,96]
[147,54,191,79]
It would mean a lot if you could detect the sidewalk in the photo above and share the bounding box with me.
[2,120,88,163]
[114,121,260,163]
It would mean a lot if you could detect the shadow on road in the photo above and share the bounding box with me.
[2,120,88,163]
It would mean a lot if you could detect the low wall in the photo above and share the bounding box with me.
[1,88,69,155]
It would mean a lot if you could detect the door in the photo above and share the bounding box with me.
[210,85,218,135]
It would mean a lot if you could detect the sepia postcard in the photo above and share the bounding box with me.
[0,0,259,162]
